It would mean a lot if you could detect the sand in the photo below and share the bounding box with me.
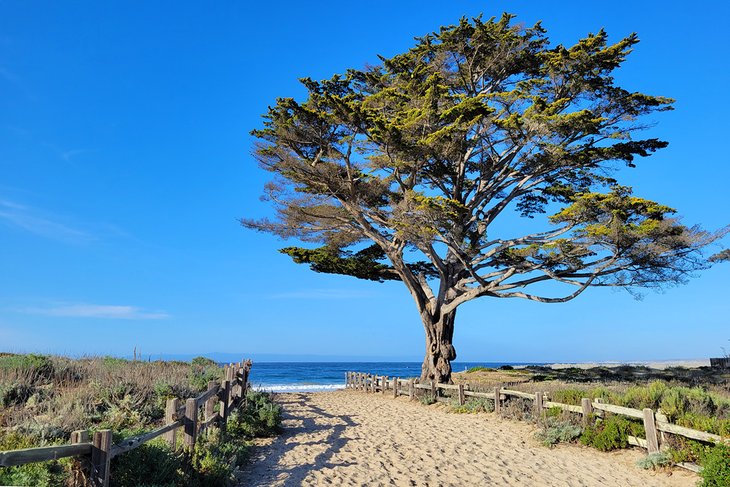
[237,390,697,486]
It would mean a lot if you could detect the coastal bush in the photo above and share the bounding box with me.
[466,366,490,373]
[418,393,437,406]
[501,397,532,421]
[235,390,282,438]
[450,397,493,414]
[0,431,69,486]
[110,435,185,487]
[698,442,730,486]
[580,415,644,452]
[535,418,582,447]
[636,452,671,470]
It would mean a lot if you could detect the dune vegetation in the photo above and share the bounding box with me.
[0,353,281,487]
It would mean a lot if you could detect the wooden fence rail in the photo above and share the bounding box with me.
[345,370,727,473]
[0,359,252,487]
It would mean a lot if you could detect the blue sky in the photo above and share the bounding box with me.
[0,1,728,363]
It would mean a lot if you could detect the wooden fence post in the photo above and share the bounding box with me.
[205,381,217,425]
[184,398,198,448]
[581,398,592,425]
[643,408,660,454]
[70,430,89,486]
[91,429,112,487]
[382,376,388,395]
[370,375,376,393]
[494,386,501,415]
[393,378,399,398]
[409,378,415,400]
[164,398,180,448]
[458,384,465,406]
[219,379,230,430]
[430,380,436,399]
[534,391,544,421]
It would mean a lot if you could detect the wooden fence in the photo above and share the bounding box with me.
[0,360,252,487]
[345,371,727,473]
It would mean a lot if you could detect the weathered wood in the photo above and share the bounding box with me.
[71,430,90,444]
[676,462,702,473]
[534,391,544,420]
[593,397,605,418]
[91,429,112,487]
[494,386,501,415]
[414,383,432,390]
[628,435,648,448]
[409,378,415,400]
[110,420,184,458]
[464,390,495,399]
[581,398,593,425]
[70,430,90,486]
[219,380,230,428]
[591,401,643,419]
[184,398,198,448]
[436,383,460,391]
[502,389,535,400]
[205,393,217,427]
[393,378,399,398]
[430,380,436,398]
[458,384,465,406]
[195,383,220,407]
[164,398,180,448]
[543,401,583,414]
[656,420,723,443]
[198,414,218,434]
[643,408,660,454]
[382,376,388,395]
[0,442,92,467]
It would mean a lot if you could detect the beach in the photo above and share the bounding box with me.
[237,390,697,486]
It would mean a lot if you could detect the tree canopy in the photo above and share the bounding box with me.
[244,14,727,381]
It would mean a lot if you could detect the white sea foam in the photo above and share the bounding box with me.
[253,383,345,393]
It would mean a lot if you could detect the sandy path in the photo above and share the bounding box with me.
[237,390,696,486]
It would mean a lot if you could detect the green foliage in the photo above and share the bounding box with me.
[535,418,583,447]
[0,432,69,486]
[419,393,437,406]
[232,390,282,438]
[450,398,493,414]
[0,354,55,382]
[699,443,730,487]
[110,437,185,487]
[580,415,644,452]
[466,366,491,373]
[636,452,671,470]
[188,358,222,391]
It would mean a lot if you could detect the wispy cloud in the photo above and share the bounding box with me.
[22,304,170,320]
[268,288,376,299]
[0,199,94,244]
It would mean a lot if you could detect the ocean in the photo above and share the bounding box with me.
[246,361,543,392]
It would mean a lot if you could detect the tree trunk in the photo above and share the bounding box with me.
[420,310,457,383]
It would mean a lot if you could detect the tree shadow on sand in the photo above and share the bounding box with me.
[237,393,358,486]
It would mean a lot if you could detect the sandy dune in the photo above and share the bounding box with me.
[237,390,696,486]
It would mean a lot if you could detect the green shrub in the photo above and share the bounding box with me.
[636,452,671,470]
[110,437,185,487]
[233,390,282,438]
[699,443,730,487]
[419,393,437,405]
[0,354,55,382]
[188,358,221,391]
[450,398,493,414]
[0,432,70,486]
[580,415,644,452]
[535,418,582,447]
[466,366,491,373]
